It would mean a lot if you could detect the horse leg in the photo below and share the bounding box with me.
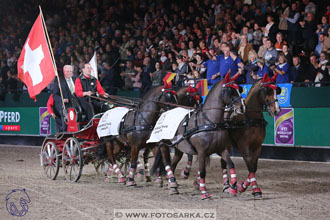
[238,145,262,199]
[193,171,201,190]
[181,154,193,179]
[105,141,126,184]
[238,154,262,199]
[143,147,152,182]
[221,150,237,195]
[170,148,184,178]
[151,146,163,187]
[220,157,230,193]
[136,159,144,180]
[127,146,138,186]
[160,144,179,195]
[198,152,211,200]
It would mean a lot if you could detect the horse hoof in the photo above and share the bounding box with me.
[238,181,247,193]
[193,180,200,190]
[201,193,211,200]
[228,187,238,195]
[127,181,136,187]
[118,177,126,184]
[253,192,262,199]
[169,188,179,195]
[145,176,152,182]
[181,170,189,179]
[105,177,110,183]
[222,185,230,193]
[137,173,143,180]
[168,182,178,188]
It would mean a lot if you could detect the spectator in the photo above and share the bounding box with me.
[315,33,326,57]
[174,55,188,87]
[190,53,206,77]
[6,71,18,93]
[213,45,233,81]
[256,58,270,79]
[252,23,263,52]
[300,13,317,55]
[150,62,163,87]
[274,32,287,52]
[290,56,306,84]
[315,51,330,87]
[263,39,278,68]
[238,34,254,64]
[282,44,293,66]
[316,16,330,37]
[258,37,269,58]
[285,2,301,54]
[263,15,278,43]
[102,62,117,95]
[271,54,290,84]
[140,56,153,97]
[131,64,142,92]
[278,1,290,34]
[244,50,259,84]
[302,0,316,20]
[305,54,319,84]
[120,60,134,91]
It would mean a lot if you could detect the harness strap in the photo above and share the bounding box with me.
[227,118,268,129]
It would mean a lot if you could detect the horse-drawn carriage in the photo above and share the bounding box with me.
[40,110,112,182]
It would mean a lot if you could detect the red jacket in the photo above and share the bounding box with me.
[47,94,55,115]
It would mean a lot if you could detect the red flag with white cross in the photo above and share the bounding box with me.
[17,14,56,101]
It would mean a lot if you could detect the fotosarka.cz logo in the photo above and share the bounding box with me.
[5,189,31,217]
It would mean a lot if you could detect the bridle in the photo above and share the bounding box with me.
[222,81,245,115]
[260,81,279,116]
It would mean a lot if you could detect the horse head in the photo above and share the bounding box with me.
[221,72,245,115]
[185,85,201,107]
[159,80,178,110]
[260,73,281,117]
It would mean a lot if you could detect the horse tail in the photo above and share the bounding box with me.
[150,146,163,176]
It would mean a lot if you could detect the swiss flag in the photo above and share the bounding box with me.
[17,14,56,101]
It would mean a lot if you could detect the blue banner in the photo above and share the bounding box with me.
[277,83,292,107]
[240,84,252,99]
[201,83,292,107]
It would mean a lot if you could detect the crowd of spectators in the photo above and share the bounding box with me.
[1,0,330,100]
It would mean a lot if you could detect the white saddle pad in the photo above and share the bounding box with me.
[147,107,192,143]
[97,107,130,138]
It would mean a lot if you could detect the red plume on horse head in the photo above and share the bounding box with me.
[223,71,239,89]
[262,73,277,90]
[271,73,278,82]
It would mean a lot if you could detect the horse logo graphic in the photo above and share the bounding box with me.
[278,86,288,105]
[5,189,31,217]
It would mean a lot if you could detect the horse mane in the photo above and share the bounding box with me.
[141,86,163,101]
[203,79,222,104]
[245,79,262,102]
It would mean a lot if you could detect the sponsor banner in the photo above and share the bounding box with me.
[277,83,292,107]
[202,83,292,107]
[274,108,294,145]
[39,107,50,135]
[0,107,40,135]
[240,84,252,99]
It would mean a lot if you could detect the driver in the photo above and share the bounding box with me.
[75,63,110,121]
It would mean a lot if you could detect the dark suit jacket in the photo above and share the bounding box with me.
[52,76,76,106]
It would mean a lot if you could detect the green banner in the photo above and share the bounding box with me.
[0,107,47,135]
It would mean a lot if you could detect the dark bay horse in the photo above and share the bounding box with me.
[151,73,245,199]
[220,73,281,199]
[104,85,178,185]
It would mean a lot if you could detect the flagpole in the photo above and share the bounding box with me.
[39,6,66,110]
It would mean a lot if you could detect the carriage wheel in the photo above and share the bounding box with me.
[94,159,109,176]
[62,137,83,182]
[41,142,60,180]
